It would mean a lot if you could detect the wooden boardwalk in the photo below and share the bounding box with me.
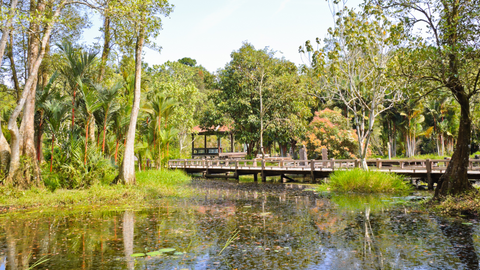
[168,158,480,190]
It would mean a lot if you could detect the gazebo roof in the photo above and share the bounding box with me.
[192,125,231,135]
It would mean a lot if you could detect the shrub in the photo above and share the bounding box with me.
[329,168,411,193]
[303,108,358,159]
[42,140,116,190]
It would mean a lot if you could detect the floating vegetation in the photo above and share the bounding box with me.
[130,253,146,257]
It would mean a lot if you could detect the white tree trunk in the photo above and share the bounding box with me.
[117,25,144,185]
[0,0,18,67]
[7,3,64,185]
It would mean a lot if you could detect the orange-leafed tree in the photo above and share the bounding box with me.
[303,108,358,159]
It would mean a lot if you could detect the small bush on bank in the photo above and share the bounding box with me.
[329,168,411,193]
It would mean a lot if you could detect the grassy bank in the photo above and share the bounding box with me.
[428,191,480,216]
[0,169,193,212]
[324,169,412,193]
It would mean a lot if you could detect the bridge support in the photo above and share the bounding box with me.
[426,159,433,190]
[310,160,316,183]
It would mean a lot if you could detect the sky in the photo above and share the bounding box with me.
[85,0,363,73]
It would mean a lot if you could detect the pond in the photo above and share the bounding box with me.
[1,179,479,270]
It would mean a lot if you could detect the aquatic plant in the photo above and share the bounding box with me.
[328,168,411,193]
[218,229,240,255]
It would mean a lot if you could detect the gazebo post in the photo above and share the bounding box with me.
[217,135,221,154]
[204,134,207,155]
[230,133,234,152]
[191,134,195,158]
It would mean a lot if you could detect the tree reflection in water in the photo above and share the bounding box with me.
[0,181,479,269]
[123,210,135,270]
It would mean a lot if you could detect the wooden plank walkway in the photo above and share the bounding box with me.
[168,158,480,190]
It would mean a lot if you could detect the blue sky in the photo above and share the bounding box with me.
[86,0,363,72]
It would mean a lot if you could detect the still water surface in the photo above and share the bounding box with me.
[1,179,479,269]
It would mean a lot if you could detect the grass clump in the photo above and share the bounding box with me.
[328,168,411,193]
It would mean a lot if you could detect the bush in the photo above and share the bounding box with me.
[303,108,358,159]
[42,140,116,190]
[329,168,411,193]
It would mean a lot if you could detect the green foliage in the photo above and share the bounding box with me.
[178,57,197,67]
[329,169,411,193]
[303,108,358,159]
[0,170,192,210]
[204,43,311,154]
[42,140,116,190]
[136,169,191,189]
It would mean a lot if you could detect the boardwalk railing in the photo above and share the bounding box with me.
[168,158,480,188]
[168,158,474,171]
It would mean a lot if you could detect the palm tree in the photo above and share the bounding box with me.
[142,93,178,155]
[57,41,97,133]
[158,127,178,169]
[78,80,102,165]
[96,83,122,153]
[44,97,69,172]
[35,71,59,162]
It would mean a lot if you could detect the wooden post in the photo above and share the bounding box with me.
[261,159,266,182]
[235,161,239,181]
[230,133,234,152]
[426,159,433,190]
[376,158,382,169]
[217,135,221,154]
[204,134,207,155]
[330,158,335,171]
[310,159,316,183]
[205,157,209,177]
[254,173,258,182]
[322,148,328,167]
[191,134,195,158]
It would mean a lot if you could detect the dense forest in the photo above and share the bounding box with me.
[0,0,479,198]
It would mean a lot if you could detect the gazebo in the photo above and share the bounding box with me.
[191,126,243,158]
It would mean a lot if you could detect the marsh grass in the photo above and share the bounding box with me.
[0,170,193,212]
[328,169,411,193]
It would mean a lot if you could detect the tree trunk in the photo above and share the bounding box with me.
[89,117,95,142]
[115,138,119,164]
[50,134,54,172]
[102,107,109,153]
[115,25,144,185]
[6,1,64,187]
[7,35,21,101]
[0,0,18,67]
[98,14,111,83]
[85,117,89,165]
[36,111,44,162]
[0,119,11,176]
[434,92,475,197]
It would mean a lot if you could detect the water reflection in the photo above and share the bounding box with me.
[123,211,135,270]
[0,179,478,269]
